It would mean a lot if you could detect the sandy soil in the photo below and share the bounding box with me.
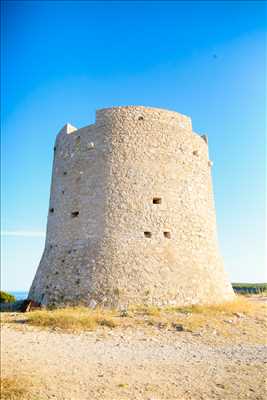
[1,298,267,400]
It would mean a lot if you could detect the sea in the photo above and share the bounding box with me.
[10,291,29,301]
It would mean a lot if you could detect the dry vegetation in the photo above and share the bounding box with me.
[25,307,117,331]
[128,296,267,341]
[3,295,264,338]
[0,375,30,400]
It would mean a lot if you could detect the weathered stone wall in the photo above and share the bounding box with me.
[29,106,234,307]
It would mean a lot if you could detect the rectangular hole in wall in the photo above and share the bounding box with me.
[144,231,152,238]
[164,231,171,239]
[71,211,79,218]
[153,197,162,204]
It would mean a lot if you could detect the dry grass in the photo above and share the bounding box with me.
[166,296,266,334]
[128,296,266,336]
[130,304,161,316]
[3,295,265,338]
[165,295,257,315]
[0,376,29,400]
[24,307,117,331]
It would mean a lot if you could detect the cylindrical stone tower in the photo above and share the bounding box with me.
[29,106,234,307]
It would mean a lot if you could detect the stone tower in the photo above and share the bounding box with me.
[29,106,234,307]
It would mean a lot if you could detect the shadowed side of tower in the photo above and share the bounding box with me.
[28,106,234,307]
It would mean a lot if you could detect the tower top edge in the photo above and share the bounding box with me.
[96,105,191,121]
[56,106,194,142]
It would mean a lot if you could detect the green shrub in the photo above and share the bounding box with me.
[0,291,16,304]
[232,283,267,295]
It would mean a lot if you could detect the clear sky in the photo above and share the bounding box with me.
[1,1,266,291]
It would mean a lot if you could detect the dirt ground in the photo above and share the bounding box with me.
[1,297,267,400]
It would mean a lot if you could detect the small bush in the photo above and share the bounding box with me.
[0,291,16,304]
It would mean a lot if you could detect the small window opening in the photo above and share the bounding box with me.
[153,197,162,204]
[61,259,65,264]
[144,231,152,238]
[138,116,144,121]
[164,231,171,239]
[54,146,57,152]
[71,211,79,218]
[49,207,54,213]
[63,171,67,176]
[62,190,65,194]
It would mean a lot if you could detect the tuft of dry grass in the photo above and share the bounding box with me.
[165,296,257,316]
[129,304,161,316]
[118,383,129,388]
[0,376,29,400]
[25,307,117,331]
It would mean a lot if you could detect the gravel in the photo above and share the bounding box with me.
[2,319,267,400]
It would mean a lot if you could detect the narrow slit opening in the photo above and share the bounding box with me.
[144,231,152,238]
[71,211,79,218]
[164,231,171,239]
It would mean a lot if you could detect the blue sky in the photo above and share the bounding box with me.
[1,1,266,291]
